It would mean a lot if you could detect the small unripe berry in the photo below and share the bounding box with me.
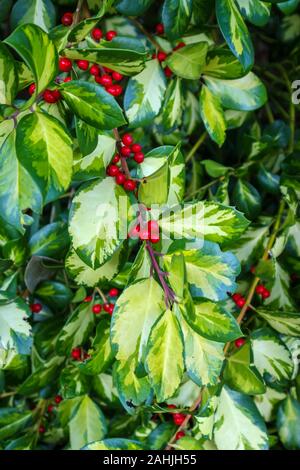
[84,296,93,302]
[96,74,113,86]
[134,152,144,164]
[157,51,167,62]
[120,146,131,157]
[112,71,123,81]
[76,59,89,70]
[92,28,103,41]
[106,30,117,41]
[90,64,100,76]
[30,303,42,313]
[105,84,123,96]
[122,133,134,146]
[235,338,246,348]
[124,179,136,191]
[155,23,164,35]
[106,164,120,177]
[61,12,73,26]
[173,413,185,426]
[29,83,36,95]
[59,57,72,72]
[109,288,119,297]
[164,66,173,78]
[115,172,126,185]
[175,431,185,440]
[92,303,102,314]
[131,143,142,153]
[54,395,62,404]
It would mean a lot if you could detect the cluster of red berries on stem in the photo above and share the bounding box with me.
[255,284,271,299]
[84,289,119,316]
[232,293,246,309]
[75,58,123,96]
[47,395,63,414]
[91,27,117,42]
[70,346,90,361]
[153,24,185,78]
[167,405,186,440]
[129,220,160,244]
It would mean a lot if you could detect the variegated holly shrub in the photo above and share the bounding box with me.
[0,0,300,452]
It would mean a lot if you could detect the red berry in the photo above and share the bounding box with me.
[59,57,72,72]
[103,303,111,313]
[103,66,113,73]
[109,288,119,297]
[71,347,81,360]
[167,404,176,409]
[61,12,73,26]
[120,146,131,157]
[106,30,117,41]
[96,74,113,86]
[164,66,173,78]
[236,297,246,308]
[115,172,126,185]
[175,431,185,440]
[92,304,102,314]
[157,51,167,62]
[30,303,42,313]
[105,84,123,96]
[112,154,120,163]
[76,59,89,70]
[52,89,61,101]
[134,152,144,164]
[43,89,59,103]
[139,228,150,240]
[64,76,72,82]
[29,83,36,95]
[152,53,157,59]
[124,179,136,191]
[39,425,46,434]
[54,395,62,404]
[112,71,123,81]
[262,288,271,299]
[90,64,100,76]
[131,143,142,153]
[255,284,265,295]
[107,164,120,177]
[128,224,140,239]
[173,42,186,51]
[155,23,164,35]
[47,405,54,413]
[173,413,185,426]
[235,338,246,348]
[84,296,93,302]
[92,28,103,41]
[232,293,242,303]
[108,304,114,315]
[122,133,134,146]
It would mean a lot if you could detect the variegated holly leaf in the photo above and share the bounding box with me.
[69,177,130,269]
[223,341,266,394]
[111,278,165,366]
[145,309,184,401]
[214,385,269,450]
[161,78,183,129]
[124,59,166,127]
[204,73,267,111]
[65,37,147,76]
[128,243,151,284]
[16,111,73,198]
[216,0,254,71]
[19,355,64,395]
[238,0,271,26]
[10,0,56,32]
[183,299,241,343]
[0,292,32,355]
[166,42,208,79]
[159,201,249,245]
[73,132,116,181]
[83,438,145,450]
[263,261,295,310]
[138,143,185,206]
[29,222,69,258]
[165,241,240,301]
[5,23,58,100]
[138,161,169,206]
[194,389,220,440]
[277,395,300,450]
[0,43,18,105]
[68,395,107,450]
[203,48,246,80]
[277,0,300,15]
[56,302,95,356]
[162,0,193,40]
[257,306,300,336]
[61,81,126,130]
[199,85,226,147]
[67,0,114,43]
[66,244,126,288]
[255,386,286,423]
[251,328,293,385]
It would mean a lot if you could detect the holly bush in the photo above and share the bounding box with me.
[0,0,300,452]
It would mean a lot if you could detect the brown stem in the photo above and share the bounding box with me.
[95,287,107,303]
[146,240,175,308]
[129,17,163,51]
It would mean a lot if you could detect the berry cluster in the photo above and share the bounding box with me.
[153,23,185,78]
[255,284,271,299]
[47,395,63,414]
[232,293,246,309]
[167,405,186,440]
[129,220,160,244]
[91,27,117,42]
[70,346,90,361]
[84,288,119,316]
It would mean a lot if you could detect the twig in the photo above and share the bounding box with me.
[186,132,207,163]
[95,287,107,303]
[129,17,163,51]
[146,241,175,308]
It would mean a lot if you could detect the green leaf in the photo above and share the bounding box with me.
[0,292,32,355]
[69,177,130,269]
[67,0,114,43]
[277,0,300,15]
[116,0,154,15]
[216,0,254,71]
[35,281,73,311]
[183,299,241,343]
[277,396,300,450]
[232,180,262,220]
[5,23,58,99]
[251,328,293,383]
[64,37,147,76]
[146,422,176,450]
[203,48,247,80]
[199,86,226,146]
[29,222,69,258]
[214,385,269,450]
[56,302,95,356]
[79,318,114,376]
[162,0,193,40]
[69,395,107,450]
[138,162,169,206]
[83,438,145,450]
[19,355,64,394]
[10,0,56,32]
[238,0,271,26]
[159,201,249,245]
[0,43,18,105]
[166,42,208,79]
[0,408,32,440]
[263,261,294,310]
[223,341,266,394]
[256,308,300,337]
[201,160,232,178]
[16,111,73,198]
[124,59,166,127]
[161,78,183,129]
[204,72,267,111]
[61,81,126,130]
[111,278,165,365]
[114,355,151,410]
[145,309,184,401]
[255,386,286,423]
